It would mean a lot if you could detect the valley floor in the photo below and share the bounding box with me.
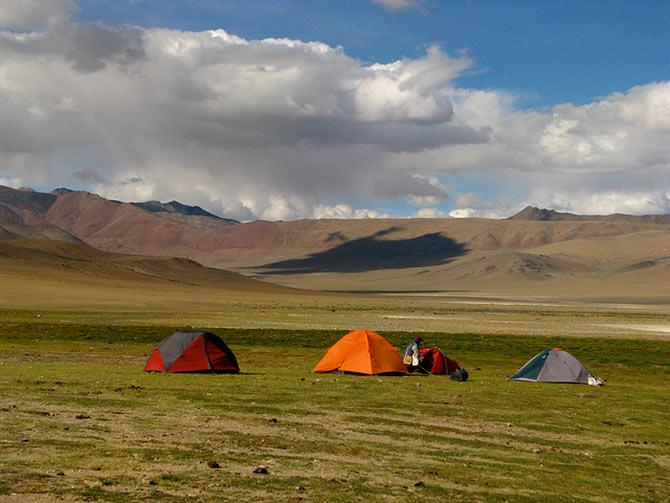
[2,294,670,340]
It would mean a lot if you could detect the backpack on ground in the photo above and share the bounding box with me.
[450,368,469,382]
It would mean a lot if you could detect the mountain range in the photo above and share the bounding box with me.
[1,184,669,299]
[508,205,670,224]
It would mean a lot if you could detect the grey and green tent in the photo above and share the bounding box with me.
[509,348,602,385]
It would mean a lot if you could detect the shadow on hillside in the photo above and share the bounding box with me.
[255,227,468,274]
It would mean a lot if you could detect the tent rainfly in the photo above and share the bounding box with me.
[418,347,461,375]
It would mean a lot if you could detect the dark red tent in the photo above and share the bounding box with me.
[419,347,461,375]
[144,331,239,373]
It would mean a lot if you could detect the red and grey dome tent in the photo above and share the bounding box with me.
[509,348,602,385]
[144,331,239,373]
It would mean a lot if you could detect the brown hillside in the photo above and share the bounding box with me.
[200,218,669,272]
[0,202,81,243]
[2,185,668,270]
[0,221,82,242]
[43,208,668,272]
[248,229,670,299]
[43,191,283,253]
[509,205,670,224]
[435,252,585,282]
[528,230,670,266]
[0,239,297,310]
[0,185,57,227]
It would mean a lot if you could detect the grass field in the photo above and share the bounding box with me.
[1,311,669,501]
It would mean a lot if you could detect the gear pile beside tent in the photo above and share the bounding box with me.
[418,347,461,375]
[509,348,603,386]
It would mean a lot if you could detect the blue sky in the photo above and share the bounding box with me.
[1,0,669,219]
[74,0,670,108]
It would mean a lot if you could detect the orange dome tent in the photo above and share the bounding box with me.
[313,330,407,375]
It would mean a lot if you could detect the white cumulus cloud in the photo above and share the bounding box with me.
[0,3,668,220]
[0,15,485,220]
[0,0,75,30]
[313,204,389,219]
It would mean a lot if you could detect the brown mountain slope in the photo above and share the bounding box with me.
[0,221,82,242]
[2,185,669,298]
[0,186,238,247]
[2,185,668,270]
[509,205,670,224]
[0,239,295,292]
[0,186,81,241]
[197,218,670,272]
[40,194,670,271]
[44,191,282,254]
[527,229,670,267]
[0,202,81,242]
[44,191,201,252]
[250,230,670,300]
[0,239,298,310]
[435,252,586,282]
[0,185,56,225]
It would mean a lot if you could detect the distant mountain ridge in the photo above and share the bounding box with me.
[1,184,669,298]
[0,185,78,241]
[0,185,57,216]
[509,205,670,224]
[133,200,222,218]
[132,200,239,228]
[50,188,74,196]
[0,185,238,233]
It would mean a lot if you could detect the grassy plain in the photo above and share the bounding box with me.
[1,309,669,502]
